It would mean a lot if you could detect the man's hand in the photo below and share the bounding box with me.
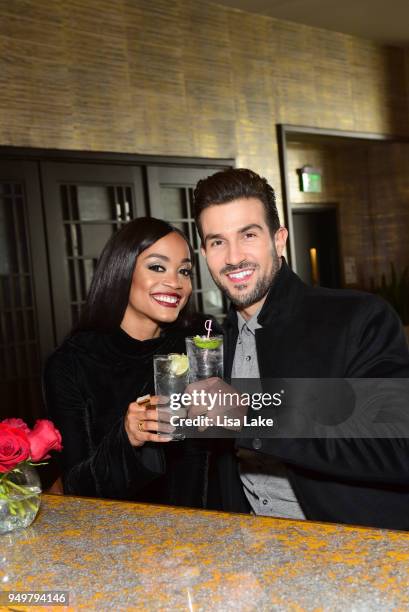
[184,377,247,431]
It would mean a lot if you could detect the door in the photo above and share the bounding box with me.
[41,163,146,343]
[292,206,341,288]
[147,166,229,319]
[0,161,54,421]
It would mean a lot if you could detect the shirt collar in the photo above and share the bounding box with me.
[237,306,263,336]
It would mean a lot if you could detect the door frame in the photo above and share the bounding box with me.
[40,162,148,344]
[0,160,55,360]
[291,203,341,288]
[276,124,409,271]
[0,146,233,169]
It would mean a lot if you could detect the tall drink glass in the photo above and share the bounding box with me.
[185,335,224,382]
[153,354,189,441]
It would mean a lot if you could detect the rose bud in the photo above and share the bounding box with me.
[27,419,63,462]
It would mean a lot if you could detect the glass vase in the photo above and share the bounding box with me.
[0,463,41,534]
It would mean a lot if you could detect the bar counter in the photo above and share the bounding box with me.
[2,494,409,610]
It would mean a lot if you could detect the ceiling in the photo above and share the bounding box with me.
[214,0,409,46]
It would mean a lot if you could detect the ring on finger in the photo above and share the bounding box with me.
[138,420,144,432]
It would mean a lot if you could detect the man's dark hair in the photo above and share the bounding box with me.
[193,168,280,242]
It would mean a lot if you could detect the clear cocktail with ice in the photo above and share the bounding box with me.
[185,335,224,382]
[153,353,189,440]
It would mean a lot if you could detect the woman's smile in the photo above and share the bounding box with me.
[150,292,182,308]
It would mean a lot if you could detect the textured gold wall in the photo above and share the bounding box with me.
[367,142,409,281]
[1,0,409,222]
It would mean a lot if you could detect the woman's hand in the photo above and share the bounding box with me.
[124,395,174,447]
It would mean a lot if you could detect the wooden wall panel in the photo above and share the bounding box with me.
[125,0,193,155]
[311,30,354,131]
[0,1,71,147]
[227,11,280,200]
[1,0,409,226]
[1,1,408,147]
[275,21,322,130]
[65,0,134,151]
[229,10,277,158]
[182,2,236,157]
[367,142,409,281]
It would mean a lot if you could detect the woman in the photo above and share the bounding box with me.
[44,217,216,507]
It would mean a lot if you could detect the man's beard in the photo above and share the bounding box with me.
[211,250,281,309]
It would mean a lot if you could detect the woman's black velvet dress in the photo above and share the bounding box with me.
[44,324,211,508]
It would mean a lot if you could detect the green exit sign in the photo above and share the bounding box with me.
[298,166,322,193]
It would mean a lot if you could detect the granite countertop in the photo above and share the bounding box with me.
[1,494,409,611]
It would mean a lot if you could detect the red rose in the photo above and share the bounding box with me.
[27,419,63,462]
[0,423,31,473]
[1,418,31,435]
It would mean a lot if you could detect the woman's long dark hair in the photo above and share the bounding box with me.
[73,217,194,334]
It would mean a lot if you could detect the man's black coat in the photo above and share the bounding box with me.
[212,259,409,530]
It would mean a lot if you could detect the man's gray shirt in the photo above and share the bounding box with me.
[231,309,306,520]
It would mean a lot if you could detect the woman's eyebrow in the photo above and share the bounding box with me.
[144,253,169,261]
[144,254,191,264]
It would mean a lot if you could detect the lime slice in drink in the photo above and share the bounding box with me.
[192,335,222,350]
[169,353,189,376]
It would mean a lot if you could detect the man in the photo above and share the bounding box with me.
[191,167,409,530]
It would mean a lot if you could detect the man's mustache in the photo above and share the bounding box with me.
[220,262,259,275]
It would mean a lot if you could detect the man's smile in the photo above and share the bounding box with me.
[226,269,255,284]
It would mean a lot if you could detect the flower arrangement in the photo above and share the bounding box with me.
[0,418,62,531]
